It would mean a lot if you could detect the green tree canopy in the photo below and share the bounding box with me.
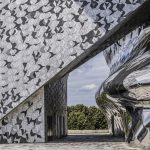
[67,104,108,130]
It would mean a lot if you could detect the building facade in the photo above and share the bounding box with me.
[0,0,150,148]
[0,76,68,143]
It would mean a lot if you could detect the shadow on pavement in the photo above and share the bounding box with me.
[49,134,125,143]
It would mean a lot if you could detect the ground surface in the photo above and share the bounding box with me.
[0,134,141,150]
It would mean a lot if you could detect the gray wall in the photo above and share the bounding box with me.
[0,75,68,143]
[0,0,144,120]
[0,88,45,143]
[44,76,68,141]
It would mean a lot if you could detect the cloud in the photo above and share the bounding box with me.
[68,52,110,106]
[80,84,97,91]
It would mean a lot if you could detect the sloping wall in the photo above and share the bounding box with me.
[0,0,145,119]
[0,88,45,143]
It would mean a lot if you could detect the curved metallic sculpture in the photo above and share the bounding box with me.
[96,25,150,147]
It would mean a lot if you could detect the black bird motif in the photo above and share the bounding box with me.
[59,61,64,69]
[30,130,36,136]
[36,79,41,86]
[28,101,33,107]
[49,52,56,58]
[35,107,42,114]
[21,110,28,116]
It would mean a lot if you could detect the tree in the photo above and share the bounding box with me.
[67,104,108,130]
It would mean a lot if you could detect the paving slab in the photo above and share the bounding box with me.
[0,134,142,150]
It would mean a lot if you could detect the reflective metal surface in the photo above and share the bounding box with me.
[96,25,150,148]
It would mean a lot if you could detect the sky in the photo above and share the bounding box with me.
[67,52,110,106]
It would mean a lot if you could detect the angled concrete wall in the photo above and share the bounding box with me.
[0,76,68,143]
[0,0,145,120]
[0,88,45,143]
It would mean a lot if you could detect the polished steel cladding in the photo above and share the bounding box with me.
[96,25,150,147]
